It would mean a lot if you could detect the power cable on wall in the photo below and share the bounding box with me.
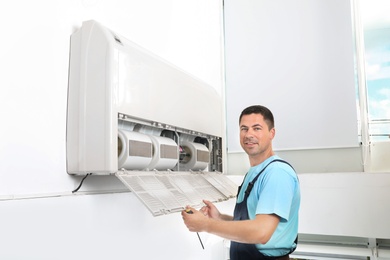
[72,173,92,193]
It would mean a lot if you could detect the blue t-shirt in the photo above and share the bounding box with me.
[236,155,300,256]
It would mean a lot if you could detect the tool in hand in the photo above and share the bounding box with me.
[185,209,205,250]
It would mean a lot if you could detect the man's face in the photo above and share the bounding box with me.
[239,113,275,158]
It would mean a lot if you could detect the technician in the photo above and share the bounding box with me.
[182,105,300,260]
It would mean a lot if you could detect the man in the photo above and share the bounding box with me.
[182,105,300,260]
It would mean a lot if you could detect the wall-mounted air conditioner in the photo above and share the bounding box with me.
[66,20,236,216]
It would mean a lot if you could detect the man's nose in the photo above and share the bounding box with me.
[245,129,254,137]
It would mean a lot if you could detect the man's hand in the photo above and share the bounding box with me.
[200,200,221,219]
[181,206,209,232]
[201,200,234,221]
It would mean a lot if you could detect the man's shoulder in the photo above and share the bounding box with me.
[263,159,297,181]
[264,157,294,171]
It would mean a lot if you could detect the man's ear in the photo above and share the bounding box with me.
[270,128,276,139]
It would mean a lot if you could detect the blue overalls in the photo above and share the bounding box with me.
[230,159,297,260]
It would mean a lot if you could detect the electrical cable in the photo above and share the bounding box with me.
[72,173,92,193]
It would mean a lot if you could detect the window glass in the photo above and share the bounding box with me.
[361,0,390,141]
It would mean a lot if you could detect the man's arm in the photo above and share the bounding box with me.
[182,208,279,244]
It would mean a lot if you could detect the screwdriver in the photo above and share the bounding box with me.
[185,209,205,250]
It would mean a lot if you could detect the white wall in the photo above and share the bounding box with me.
[297,172,390,239]
[223,0,390,175]
[0,0,224,196]
[0,192,236,260]
[224,0,358,152]
[227,147,364,175]
[223,0,365,174]
[0,1,228,259]
[1,1,388,259]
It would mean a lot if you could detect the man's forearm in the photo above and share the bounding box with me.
[205,218,263,244]
[204,214,279,244]
[219,214,234,221]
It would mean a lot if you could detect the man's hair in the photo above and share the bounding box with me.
[239,105,275,130]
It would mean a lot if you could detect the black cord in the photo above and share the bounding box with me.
[72,173,92,193]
